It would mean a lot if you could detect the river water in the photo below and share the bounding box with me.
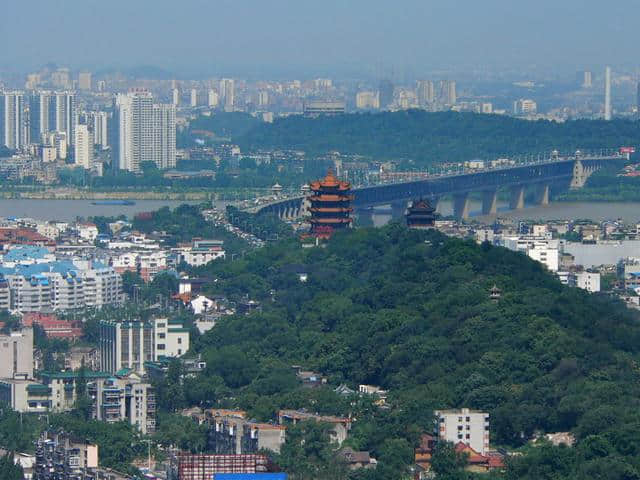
[0,199,211,221]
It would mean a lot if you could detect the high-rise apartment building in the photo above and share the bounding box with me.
[172,88,180,106]
[115,90,176,172]
[153,103,177,169]
[74,124,93,169]
[207,89,219,107]
[582,71,592,88]
[416,80,435,105]
[51,68,71,89]
[513,98,537,115]
[0,328,33,379]
[1,92,26,150]
[257,91,269,107]
[29,91,55,144]
[78,71,92,90]
[445,80,457,104]
[99,317,189,374]
[190,88,198,107]
[604,66,612,121]
[220,78,235,111]
[54,92,76,146]
[92,111,108,149]
[356,91,380,109]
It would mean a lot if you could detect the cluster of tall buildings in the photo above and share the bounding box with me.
[0,90,75,152]
[173,78,235,112]
[1,85,177,174]
[356,79,457,111]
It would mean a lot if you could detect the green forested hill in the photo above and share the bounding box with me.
[238,111,640,165]
[182,224,640,479]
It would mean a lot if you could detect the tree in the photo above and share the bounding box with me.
[0,452,23,480]
[276,421,348,480]
[430,442,469,480]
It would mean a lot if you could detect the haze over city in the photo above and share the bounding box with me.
[4,2,640,480]
[3,0,640,77]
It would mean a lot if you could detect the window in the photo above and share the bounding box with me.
[465,416,470,422]
[466,425,470,430]
[458,434,463,439]
[178,349,182,355]
[458,417,463,422]
[157,344,165,350]
[158,333,165,339]
[457,425,463,431]
[178,337,182,344]
[466,434,470,439]
[157,323,165,328]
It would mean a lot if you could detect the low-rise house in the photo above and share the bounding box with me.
[278,409,351,445]
[22,312,83,340]
[293,366,327,388]
[359,384,388,405]
[337,447,377,470]
[203,409,286,454]
[454,443,505,473]
[77,223,99,242]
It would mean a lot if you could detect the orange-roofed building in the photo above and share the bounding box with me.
[22,312,82,340]
[306,169,353,238]
[454,442,505,473]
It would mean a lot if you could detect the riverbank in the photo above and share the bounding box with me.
[0,188,254,201]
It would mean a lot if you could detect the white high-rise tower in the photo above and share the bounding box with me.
[74,124,93,169]
[604,66,612,121]
[2,92,26,150]
[116,90,175,172]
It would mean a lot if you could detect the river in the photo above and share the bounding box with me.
[0,199,216,221]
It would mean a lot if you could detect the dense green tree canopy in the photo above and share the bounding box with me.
[239,110,639,166]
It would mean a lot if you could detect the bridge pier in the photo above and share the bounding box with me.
[391,201,407,218]
[453,193,471,220]
[509,185,525,210]
[482,190,498,215]
[356,207,375,227]
[537,184,550,206]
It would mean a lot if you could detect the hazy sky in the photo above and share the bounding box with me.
[2,0,639,77]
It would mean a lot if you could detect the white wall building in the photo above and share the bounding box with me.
[116,90,176,172]
[74,124,93,169]
[435,408,490,455]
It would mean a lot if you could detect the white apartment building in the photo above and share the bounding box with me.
[207,89,219,107]
[116,90,176,172]
[1,91,26,150]
[92,111,108,149]
[54,91,76,147]
[498,235,560,272]
[74,124,93,169]
[527,242,560,272]
[435,408,490,455]
[100,317,190,374]
[558,271,601,293]
[356,91,380,109]
[0,327,33,379]
[175,239,225,267]
[513,98,537,115]
[152,317,190,359]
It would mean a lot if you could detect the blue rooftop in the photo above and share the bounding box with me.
[4,246,50,262]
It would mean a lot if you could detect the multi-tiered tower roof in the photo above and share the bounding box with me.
[405,198,438,229]
[306,169,353,238]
